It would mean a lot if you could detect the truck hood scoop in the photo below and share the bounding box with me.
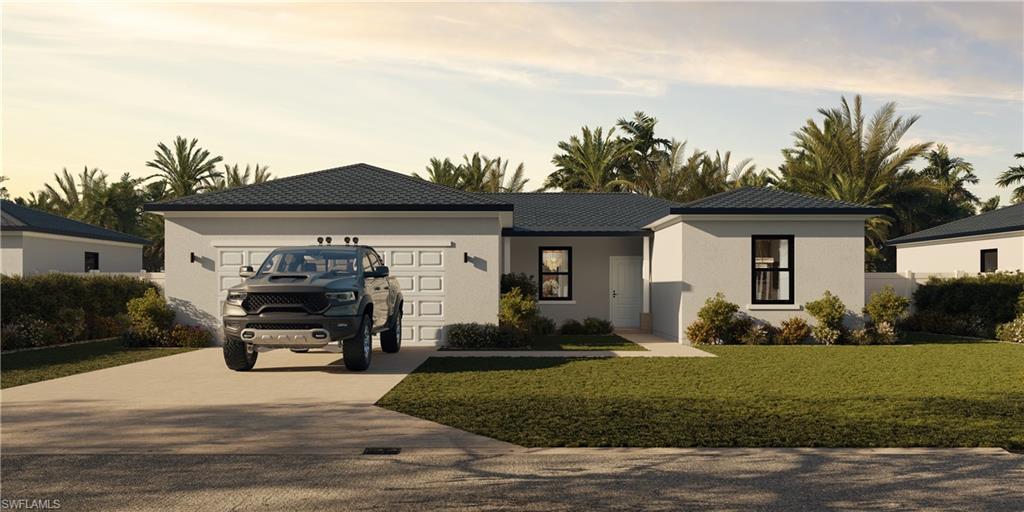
[267,274,310,283]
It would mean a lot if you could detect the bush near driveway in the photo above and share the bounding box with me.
[380,339,1024,449]
[908,272,1024,338]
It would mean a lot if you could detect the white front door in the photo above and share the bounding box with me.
[609,256,643,329]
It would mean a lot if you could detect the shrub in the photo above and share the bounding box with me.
[88,314,129,339]
[848,328,873,345]
[684,319,718,345]
[729,315,754,344]
[911,272,1024,337]
[995,316,1024,344]
[52,307,87,344]
[740,322,772,345]
[686,293,743,344]
[1018,292,1024,315]
[528,315,556,336]
[500,272,538,298]
[0,316,54,350]
[875,321,898,345]
[446,322,527,349]
[560,319,586,335]
[1,273,155,327]
[168,324,213,347]
[498,288,539,331]
[582,317,614,335]
[776,317,811,345]
[864,286,910,326]
[125,288,174,346]
[805,291,847,344]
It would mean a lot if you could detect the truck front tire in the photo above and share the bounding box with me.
[342,314,373,371]
[224,337,258,371]
[380,307,402,354]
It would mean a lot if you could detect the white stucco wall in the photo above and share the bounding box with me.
[0,232,143,276]
[1,233,24,276]
[650,220,683,341]
[163,213,502,341]
[507,236,643,325]
[895,231,1023,273]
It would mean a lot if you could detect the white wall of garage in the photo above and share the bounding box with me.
[163,212,503,344]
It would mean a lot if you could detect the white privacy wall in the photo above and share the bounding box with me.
[0,232,143,276]
[660,217,867,342]
[162,213,502,343]
[895,231,1023,273]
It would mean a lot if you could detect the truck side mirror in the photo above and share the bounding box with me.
[239,265,254,278]
[367,266,389,278]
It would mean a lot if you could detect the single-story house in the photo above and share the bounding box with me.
[1,199,149,276]
[145,163,882,344]
[888,203,1023,273]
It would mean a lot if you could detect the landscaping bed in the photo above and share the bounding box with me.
[1,338,196,389]
[442,334,646,351]
[378,337,1023,449]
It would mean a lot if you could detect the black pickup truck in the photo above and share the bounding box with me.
[221,244,403,372]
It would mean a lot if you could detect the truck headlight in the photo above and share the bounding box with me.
[326,291,357,303]
[226,291,247,305]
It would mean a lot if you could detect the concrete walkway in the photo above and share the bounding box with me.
[433,330,716,358]
[0,346,516,455]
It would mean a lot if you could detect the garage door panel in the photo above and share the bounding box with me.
[217,242,448,344]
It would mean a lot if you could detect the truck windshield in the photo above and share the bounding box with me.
[256,248,360,276]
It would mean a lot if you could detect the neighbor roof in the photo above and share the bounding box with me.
[1,200,150,245]
[887,203,1024,245]
[145,163,512,212]
[671,187,886,215]
[485,193,679,236]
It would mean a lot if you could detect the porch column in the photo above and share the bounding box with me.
[640,235,652,332]
[502,237,511,274]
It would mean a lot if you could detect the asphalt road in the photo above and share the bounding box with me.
[2,449,1021,511]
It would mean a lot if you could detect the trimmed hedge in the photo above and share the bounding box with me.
[909,272,1024,338]
[446,323,527,349]
[1,273,157,349]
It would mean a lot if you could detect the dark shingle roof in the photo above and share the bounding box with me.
[1,200,149,245]
[486,193,678,235]
[887,203,1024,245]
[671,187,885,215]
[145,163,512,212]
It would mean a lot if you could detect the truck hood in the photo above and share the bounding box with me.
[231,273,361,293]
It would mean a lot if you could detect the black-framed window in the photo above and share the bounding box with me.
[538,247,572,300]
[752,235,794,304]
[980,249,998,273]
[84,252,99,272]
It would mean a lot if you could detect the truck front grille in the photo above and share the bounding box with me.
[241,293,329,313]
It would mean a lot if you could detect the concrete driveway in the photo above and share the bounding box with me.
[0,346,515,454]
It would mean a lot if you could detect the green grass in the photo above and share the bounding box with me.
[378,340,1024,448]
[442,334,646,351]
[1,338,196,389]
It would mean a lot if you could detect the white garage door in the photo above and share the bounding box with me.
[215,240,450,344]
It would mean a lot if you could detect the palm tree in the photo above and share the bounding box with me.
[457,153,493,192]
[777,95,933,249]
[548,126,632,192]
[484,157,529,193]
[43,167,103,216]
[616,111,671,184]
[146,136,223,197]
[979,196,1001,213]
[0,176,8,200]
[415,158,463,188]
[206,164,273,191]
[996,152,1024,203]
[920,144,979,207]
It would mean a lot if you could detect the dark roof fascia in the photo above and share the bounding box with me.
[502,228,651,237]
[5,226,150,245]
[671,206,886,215]
[887,225,1024,246]
[145,203,513,212]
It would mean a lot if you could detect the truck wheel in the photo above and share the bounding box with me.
[380,308,402,354]
[289,348,310,353]
[224,336,258,371]
[343,314,373,371]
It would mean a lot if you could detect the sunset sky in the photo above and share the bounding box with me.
[3,2,1022,201]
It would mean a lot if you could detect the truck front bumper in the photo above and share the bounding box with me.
[223,314,361,348]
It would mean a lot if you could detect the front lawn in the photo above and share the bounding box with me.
[444,334,646,351]
[378,340,1024,448]
[1,338,196,389]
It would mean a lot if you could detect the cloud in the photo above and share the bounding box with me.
[4,2,1021,101]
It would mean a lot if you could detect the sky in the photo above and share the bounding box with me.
[2,1,1022,202]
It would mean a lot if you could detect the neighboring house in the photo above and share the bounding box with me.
[1,200,149,276]
[145,163,881,344]
[888,203,1023,273]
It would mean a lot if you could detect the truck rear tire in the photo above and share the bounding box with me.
[343,314,373,371]
[380,308,402,354]
[224,336,258,371]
